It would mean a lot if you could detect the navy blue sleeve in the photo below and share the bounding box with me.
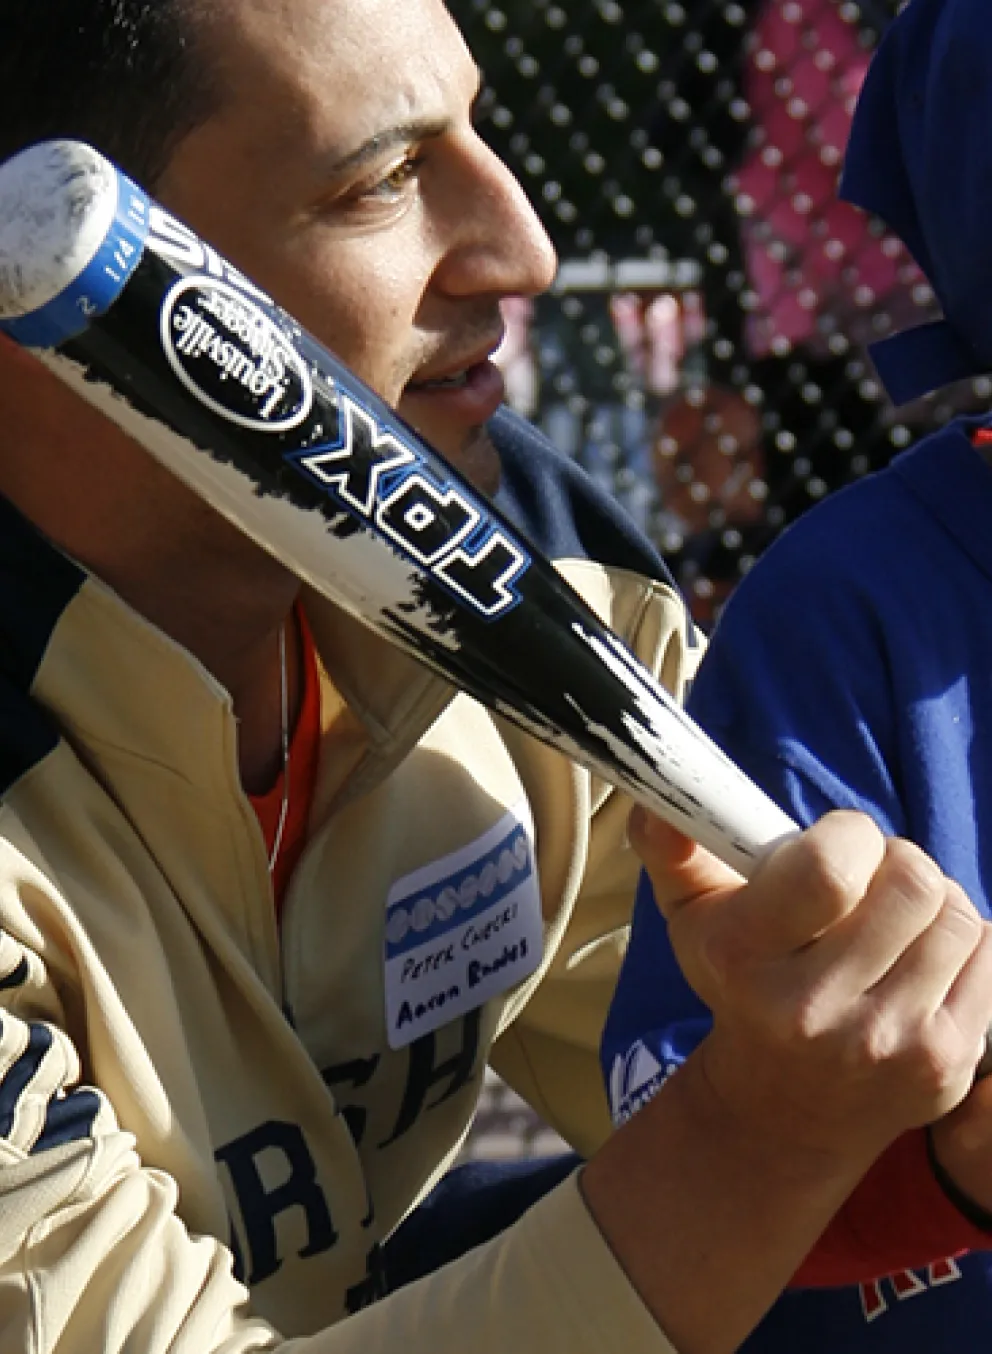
[0,494,83,798]
[381,1152,581,1293]
[490,406,684,590]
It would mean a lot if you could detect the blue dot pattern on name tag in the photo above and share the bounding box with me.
[384,824,532,959]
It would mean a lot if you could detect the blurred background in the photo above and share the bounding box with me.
[456,0,988,1160]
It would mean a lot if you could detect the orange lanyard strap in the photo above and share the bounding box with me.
[248,605,322,916]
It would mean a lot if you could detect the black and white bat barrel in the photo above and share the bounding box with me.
[0,138,799,876]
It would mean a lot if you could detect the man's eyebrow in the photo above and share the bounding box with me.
[323,67,485,177]
[324,118,450,177]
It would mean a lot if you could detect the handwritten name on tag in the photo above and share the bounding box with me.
[384,807,543,1049]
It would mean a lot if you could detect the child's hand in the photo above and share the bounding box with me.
[628,807,992,1167]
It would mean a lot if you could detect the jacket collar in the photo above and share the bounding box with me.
[0,492,454,800]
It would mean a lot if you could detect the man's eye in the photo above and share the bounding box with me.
[362,154,424,202]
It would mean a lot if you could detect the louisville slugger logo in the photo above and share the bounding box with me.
[160,276,314,433]
[286,395,529,618]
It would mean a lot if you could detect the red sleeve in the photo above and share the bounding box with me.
[789,1129,992,1288]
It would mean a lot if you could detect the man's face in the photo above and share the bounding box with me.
[157,0,557,491]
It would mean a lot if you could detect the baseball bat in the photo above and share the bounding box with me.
[0,138,800,877]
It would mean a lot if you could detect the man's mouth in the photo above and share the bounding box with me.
[402,357,507,425]
[407,368,473,391]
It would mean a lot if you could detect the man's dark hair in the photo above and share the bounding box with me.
[0,0,218,188]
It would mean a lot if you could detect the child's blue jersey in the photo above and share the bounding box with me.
[603,421,992,1350]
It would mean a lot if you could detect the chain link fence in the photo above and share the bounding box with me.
[453,0,986,1161]
[457,0,988,630]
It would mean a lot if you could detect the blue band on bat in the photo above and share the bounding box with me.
[0,170,149,350]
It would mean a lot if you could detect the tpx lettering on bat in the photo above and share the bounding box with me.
[287,395,529,619]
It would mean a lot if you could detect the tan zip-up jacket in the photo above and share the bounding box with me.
[0,486,699,1354]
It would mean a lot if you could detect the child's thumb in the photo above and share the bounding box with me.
[627,806,743,920]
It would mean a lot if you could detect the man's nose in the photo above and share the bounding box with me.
[432,136,558,301]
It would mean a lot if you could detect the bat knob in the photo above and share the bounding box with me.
[0,139,148,349]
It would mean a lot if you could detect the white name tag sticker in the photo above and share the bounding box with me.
[384,806,544,1049]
